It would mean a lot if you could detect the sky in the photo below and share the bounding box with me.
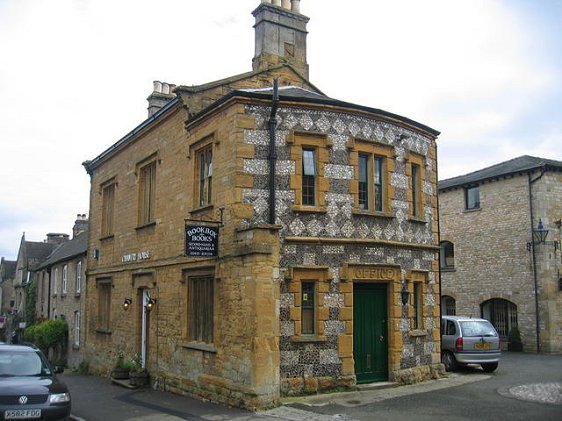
[1,0,561,260]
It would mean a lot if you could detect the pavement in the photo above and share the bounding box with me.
[62,365,561,421]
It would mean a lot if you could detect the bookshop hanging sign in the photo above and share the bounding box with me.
[185,225,219,257]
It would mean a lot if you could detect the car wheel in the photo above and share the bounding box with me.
[481,362,498,373]
[442,351,457,372]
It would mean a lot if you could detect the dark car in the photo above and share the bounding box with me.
[0,344,71,420]
[441,315,501,373]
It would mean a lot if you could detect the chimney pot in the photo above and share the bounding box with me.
[272,0,281,6]
[282,0,290,9]
[153,81,162,93]
[291,0,301,13]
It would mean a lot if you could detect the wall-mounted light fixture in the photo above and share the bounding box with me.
[527,219,559,252]
[122,298,132,311]
[146,298,157,312]
[401,282,409,306]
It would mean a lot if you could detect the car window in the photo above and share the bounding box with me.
[446,320,456,335]
[459,320,497,337]
[0,351,47,376]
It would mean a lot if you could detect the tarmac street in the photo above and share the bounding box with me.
[63,352,562,421]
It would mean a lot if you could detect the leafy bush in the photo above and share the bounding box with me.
[24,319,68,353]
[508,327,522,344]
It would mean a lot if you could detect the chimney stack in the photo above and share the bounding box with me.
[46,233,69,245]
[147,80,177,117]
[73,214,88,238]
[252,0,309,79]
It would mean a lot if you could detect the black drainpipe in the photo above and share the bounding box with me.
[528,167,545,353]
[268,79,279,225]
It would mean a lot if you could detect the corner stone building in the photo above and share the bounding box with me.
[83,1,442,409]
[439,156,562,354]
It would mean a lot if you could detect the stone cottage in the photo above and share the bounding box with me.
[82,0,442,409]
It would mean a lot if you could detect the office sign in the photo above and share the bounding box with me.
[185,225,218,257]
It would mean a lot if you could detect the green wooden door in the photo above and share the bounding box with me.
[353,283,388,383]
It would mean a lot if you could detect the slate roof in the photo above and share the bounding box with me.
[1,259,16,279]
[26,241,57,261]
[193,86,440,137]
[439,155,562,191]
[39,231,88,269]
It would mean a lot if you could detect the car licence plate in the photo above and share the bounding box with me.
[474,342,492,350]
[4,409,41,419]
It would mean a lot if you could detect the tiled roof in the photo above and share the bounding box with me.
[439,155,562,191]
[39,231,88,269]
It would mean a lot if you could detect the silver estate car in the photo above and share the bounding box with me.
[441,315,501,373]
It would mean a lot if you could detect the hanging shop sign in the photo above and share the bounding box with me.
[185,225,219,257]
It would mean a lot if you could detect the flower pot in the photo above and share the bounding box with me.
[129,370,149,386]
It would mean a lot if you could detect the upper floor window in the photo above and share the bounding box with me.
[440,241,455,270]
[302,148,317,206]
[289,133,329,212]
[465,186,480,210]
[62,265,68,294]
[53,268,59,295]
[197,146,213,208]
[408,153,425,219]
[352,140,393,214]
[138,161,156,225]
[411,163,421,218]
[101,181,115,237]
[75,261,82,294]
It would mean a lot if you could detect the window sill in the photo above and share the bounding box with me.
[440,267,456,272]
[72,344,80,351]
[75,293,81,298]
[292,205,327,214]
[136,221,156,231]
[410,329,427,337]
[353,210,394,219]
[95,328,112,335]
[290,335,327,343]
[100,234,114,242]
[408,216,427,224]
[182,342,216,353]
[463,207,481,213]
[190,204,214,215]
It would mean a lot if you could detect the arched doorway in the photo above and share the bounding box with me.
[481,298,517,341]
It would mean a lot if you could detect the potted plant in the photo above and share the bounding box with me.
[508,327,523,352]
[111,350,131,380]
[128,353,149,386]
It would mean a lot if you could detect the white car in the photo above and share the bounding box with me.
[441,315,501,373]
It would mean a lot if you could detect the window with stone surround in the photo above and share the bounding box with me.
[101,180,116,237]
[465,186,480,210]
[75,261,82,294]
[53,268,58,296]
[440,241,455,270]
[197,145,213,208]
[413,281,423,329]
[350,139,393,215]
[62,265,68,294]
[138,159,157,226]
[408,153,426,220]
[407,271,427,332]
[74,311,81,347]
[96,279,112,332]
[185,272,215,345]
[288,132,329,212]
[288,267,329,342]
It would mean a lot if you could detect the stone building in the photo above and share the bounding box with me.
[82,0,441,409]
[439,155,562,354]
[36,215,88,368]
[10,233,65,341]
[0,258,17,341]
